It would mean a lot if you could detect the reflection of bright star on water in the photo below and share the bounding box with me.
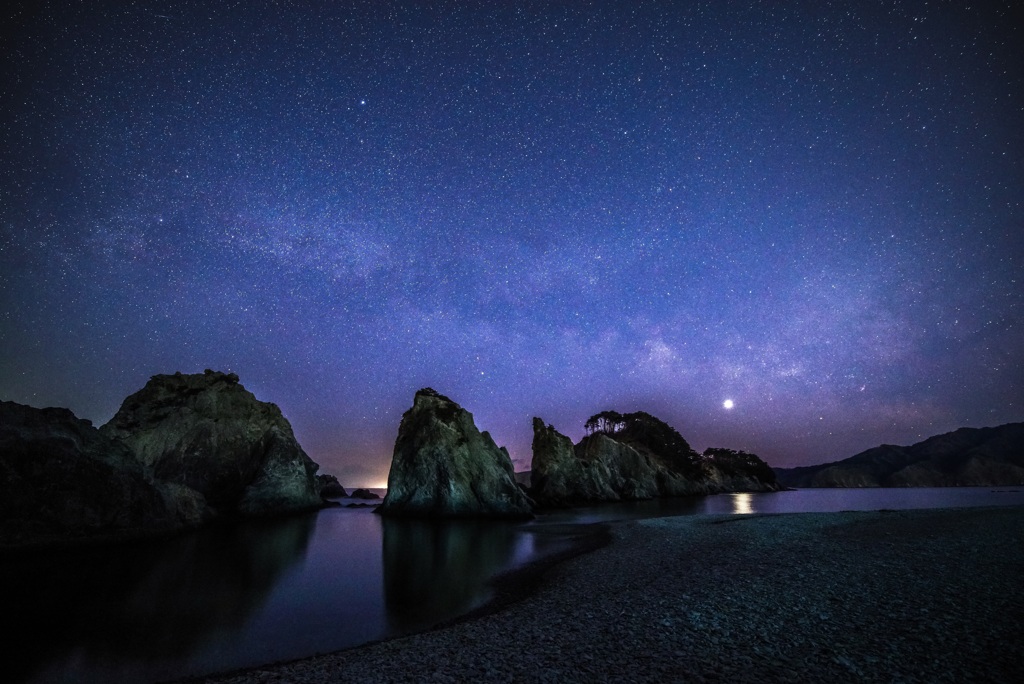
[723,399,735,409]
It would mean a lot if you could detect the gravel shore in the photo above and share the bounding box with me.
[194,506,1024,683]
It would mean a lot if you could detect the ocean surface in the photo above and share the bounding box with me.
[6,486,1023,683]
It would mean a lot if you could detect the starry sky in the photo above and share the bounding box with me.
[2,1,1021,486]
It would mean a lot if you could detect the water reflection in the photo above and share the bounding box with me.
[731,492,754,514]
[536,495,706,524]
[381,518,519,631]
[4,514,314,683]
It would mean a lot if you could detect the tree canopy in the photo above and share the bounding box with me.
[584,410,625,435]
[585,410,701,473]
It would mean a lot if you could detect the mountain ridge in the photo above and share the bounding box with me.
[774,422,1024,487]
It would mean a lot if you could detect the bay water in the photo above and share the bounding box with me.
[6,486,1023,683]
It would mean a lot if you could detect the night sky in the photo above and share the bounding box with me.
[2,1,1021,486]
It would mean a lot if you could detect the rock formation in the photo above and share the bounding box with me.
[531,412,780,507]
[530,421,630,505]
[349,488,380,499]
[316,474,347,498]
[774,422,1024,487]
[0,400,176,547]
[101,370,323,516]
[378,389,533,518]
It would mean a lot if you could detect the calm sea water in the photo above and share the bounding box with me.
[5,487,1023,683]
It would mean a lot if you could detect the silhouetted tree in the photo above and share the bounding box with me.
[584,410,703,474]
[616,411,702,472]
[584,410,624,435]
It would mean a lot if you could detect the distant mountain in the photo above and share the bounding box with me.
[774,423,1024,488]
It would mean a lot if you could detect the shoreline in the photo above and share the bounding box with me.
[192,505,1024,683]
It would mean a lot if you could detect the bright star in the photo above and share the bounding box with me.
[723,399,735,409]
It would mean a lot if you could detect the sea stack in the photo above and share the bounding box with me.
[378,388,533,519]
[101,369,323,516]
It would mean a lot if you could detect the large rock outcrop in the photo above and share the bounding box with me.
[531,412,780,507]
[774,423,1024,487]
[378,389,533,519]
[0,400,177,547]
[101,370,323,516]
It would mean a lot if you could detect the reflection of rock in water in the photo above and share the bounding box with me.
[382,517,518,631]
[3,513,315,681]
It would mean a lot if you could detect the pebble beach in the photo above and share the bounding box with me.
[194,505,1024,683]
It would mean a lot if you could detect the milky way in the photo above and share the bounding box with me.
[2,1,1021,485]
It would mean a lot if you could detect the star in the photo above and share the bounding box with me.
[0,0,1018,480]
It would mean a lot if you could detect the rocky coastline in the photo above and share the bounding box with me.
[2,381,781,546]
[6,375,1022,681]
[193,504,1024,683]
[376,389,780,519]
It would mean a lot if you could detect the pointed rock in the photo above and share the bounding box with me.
[379,389,533,518]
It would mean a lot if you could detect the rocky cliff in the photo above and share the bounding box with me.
[101,370,323,516]
[3,370,331,548]
[0,401,177,547]
[531,412,780,507]
[774,422,1024,487]
[378,389,533,518]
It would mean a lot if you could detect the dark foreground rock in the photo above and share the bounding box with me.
[378,389,533,519]
[531,412,780,507]
[774,422,1024,487]
[101,370,323,517]
[0,401,176,547]
[198,505,1024,684]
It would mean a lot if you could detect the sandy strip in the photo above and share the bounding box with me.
[194,506,1024,683]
